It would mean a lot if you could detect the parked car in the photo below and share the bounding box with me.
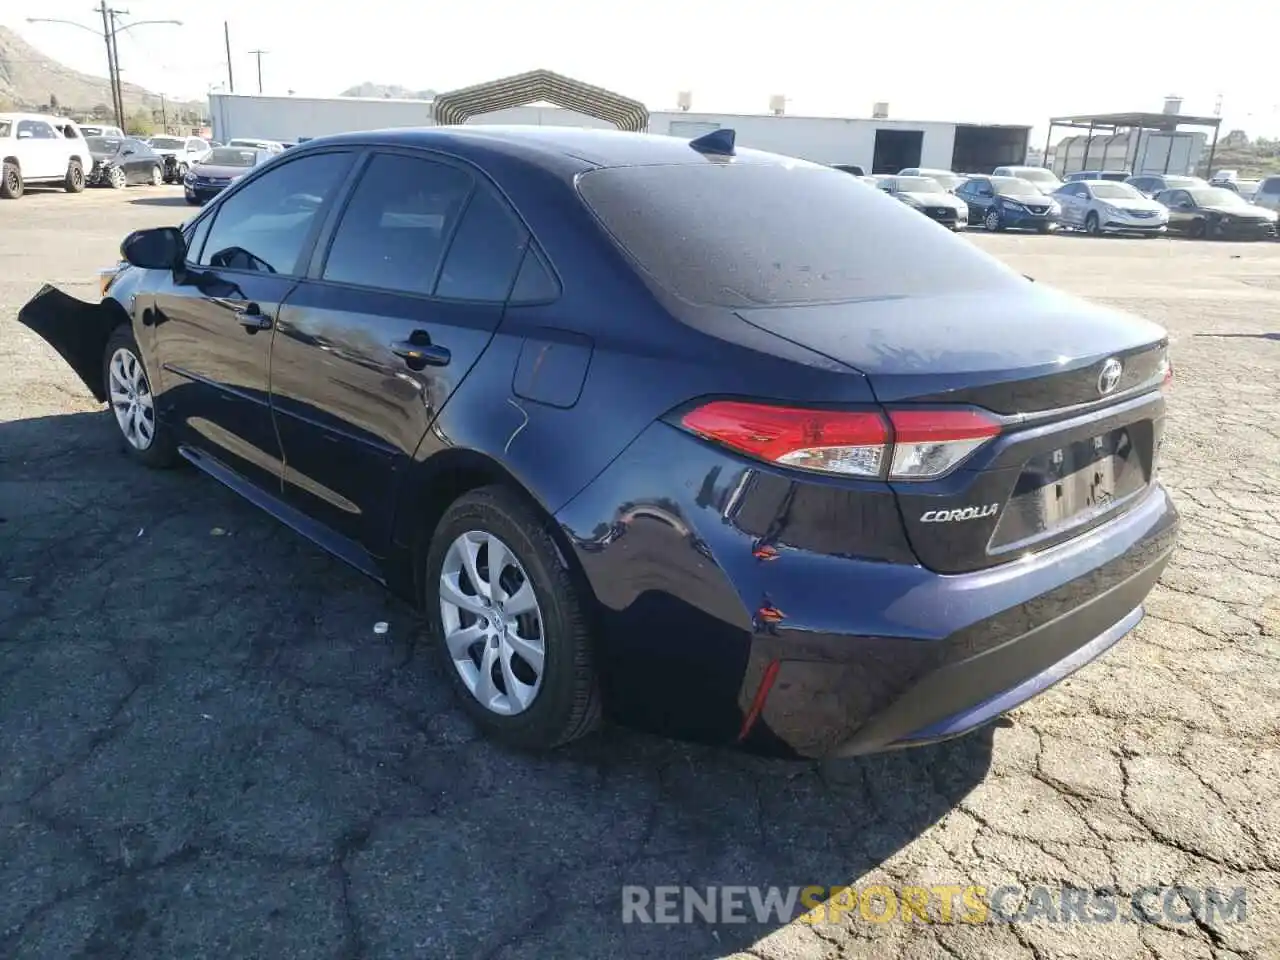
[79,124,125,138]
[15,126,1178,758]
[897,167,966,192]
[1053,180,1168,236]
[876,175,968,229]
[182,146,272,204]
[147,135,212,181]
[85,137,164,188]
[227,137,285,153]
[1155,186,1278,240]
[1063,170,1131,183]
[832,163,866,176]
[992,165,1063,192]
[0,112,92,198]
[1252,175,1280,213]
[1125,174,1207,199]
[956,175,1061,232]
[1209,177,1260,201]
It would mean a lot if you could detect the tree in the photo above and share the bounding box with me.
[49,92,60,111]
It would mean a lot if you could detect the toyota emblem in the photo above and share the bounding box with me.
[1097,357,1123,395]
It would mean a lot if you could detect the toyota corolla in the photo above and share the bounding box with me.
[15,126,1178,758]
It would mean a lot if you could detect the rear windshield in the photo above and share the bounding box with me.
[576,163,1018,307]
[206,148,261,167]
[150,137,185,149]
[87,137,123,153]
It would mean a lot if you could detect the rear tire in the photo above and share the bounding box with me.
[1189,219,1207,239]
[107,166,127,190]
[983,208,1003,231]
[150,165,163,187]
[101,326,179,469]
[424,485,601,751]
[64,159,85,193]
[1,162,22,199]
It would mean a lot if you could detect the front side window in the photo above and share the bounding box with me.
[200,151,352,275]
[322,153,473,296]
[0,121,12,138]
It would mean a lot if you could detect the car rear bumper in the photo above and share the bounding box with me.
[557,421,1178,758]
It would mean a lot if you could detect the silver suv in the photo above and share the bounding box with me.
[1253,176,1280,213]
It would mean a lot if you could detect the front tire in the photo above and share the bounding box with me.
[1,161,23,199]
[425,486,600,751]
[983,208,1003,231]
[150,165,163,186]
[1189,218,1207,239]
[102,326,178,468]
[1085,212,1102,236]
[64,159,85,193]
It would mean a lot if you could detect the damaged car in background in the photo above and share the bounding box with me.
[14,126,1178,761]
[85,136,164,189]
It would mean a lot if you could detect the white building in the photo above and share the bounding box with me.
[208,70,1031,175]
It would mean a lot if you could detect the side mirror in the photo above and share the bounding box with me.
[121,227,186,271]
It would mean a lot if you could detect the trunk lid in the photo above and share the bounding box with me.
[736,288,1171,573]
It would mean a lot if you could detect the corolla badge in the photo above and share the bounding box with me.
[1097,357,1123,395]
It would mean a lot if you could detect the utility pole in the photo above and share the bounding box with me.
[224,22,235,92]
[31,12,180,133]
[249,49,267,94]
[160,93,168,133]
[108,8,126,131]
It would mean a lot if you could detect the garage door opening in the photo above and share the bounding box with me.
[872,130,923,174]
[951,125,1031,175]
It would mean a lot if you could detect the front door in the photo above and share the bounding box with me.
[148,149,356,490]
[270,150,530,552]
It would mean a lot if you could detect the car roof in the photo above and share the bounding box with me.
[300,125,822,173]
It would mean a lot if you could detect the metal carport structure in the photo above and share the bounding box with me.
[431,69,649,132]
[1044,111,1223,177]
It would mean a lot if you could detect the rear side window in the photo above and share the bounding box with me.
[200,151,352,275]
[1260,178,1280,195]
[435,184,529,301]
[0,121,10,138]
[321,153,473,296]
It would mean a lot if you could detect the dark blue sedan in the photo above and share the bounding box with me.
[182,146,271,205]
[17,126,1178,758]
[957,175,1063,232]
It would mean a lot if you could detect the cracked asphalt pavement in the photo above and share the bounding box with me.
[1,186,1278,960]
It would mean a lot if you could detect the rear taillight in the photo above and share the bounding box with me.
[679,401,1001,481]
[887,409,1002,479]
[680,401,888,478]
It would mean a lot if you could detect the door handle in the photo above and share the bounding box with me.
[231,301,272,332]
[391,332,450,370]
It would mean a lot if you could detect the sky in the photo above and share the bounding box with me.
[6,0,1280,143]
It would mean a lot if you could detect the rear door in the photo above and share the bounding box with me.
[270,149,529,551]
[148,148,356,490]
[16,119,59,178]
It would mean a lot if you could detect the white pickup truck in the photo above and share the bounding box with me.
[0,113,94,199]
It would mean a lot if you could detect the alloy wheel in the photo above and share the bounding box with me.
[438,530,546,716]
[5,169,18,193]
[151,166,162,186]
[984,209,1001,231]
[109,167,126,189]
[107,347,155,450]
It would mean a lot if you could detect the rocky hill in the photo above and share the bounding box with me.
[0,25,201,116]
[339,82,437,100]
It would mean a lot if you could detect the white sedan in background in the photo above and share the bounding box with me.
[1052,180,1169,236]
[146,135,211,178]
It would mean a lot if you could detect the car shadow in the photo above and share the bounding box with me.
[0,408,996,959]
[129,195,192,207]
